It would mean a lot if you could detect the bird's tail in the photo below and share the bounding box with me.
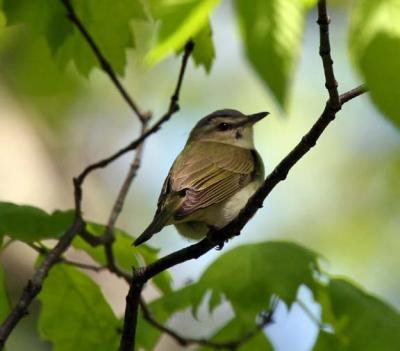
[133,211,170,246]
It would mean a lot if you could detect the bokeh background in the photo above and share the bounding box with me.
[1,1,399,350]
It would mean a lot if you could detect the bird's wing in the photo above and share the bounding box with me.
[168,141,255,219]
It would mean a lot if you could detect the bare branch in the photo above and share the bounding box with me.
[339,85,367,104]
[28,243,105,273]
[60,0,148,122]
[317,0,340,110]
[104,123,147,242]
[139,300,274,350]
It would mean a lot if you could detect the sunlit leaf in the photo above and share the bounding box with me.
[146,0,219,70]
[349,0,400,128]
[0,202,74,242]
[234,0,310,109]
[38,264,120,351]
[316,278,400,350]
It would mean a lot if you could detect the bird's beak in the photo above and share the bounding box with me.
[246,111,270,125]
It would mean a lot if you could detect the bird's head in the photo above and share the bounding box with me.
[188,109,269,149]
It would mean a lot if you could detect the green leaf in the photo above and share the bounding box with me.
[2,0,72,52]
[0,202,74,242]
[313,330,342,351]
[316,278,400,351]
[234,0,311,108]
[57,0,146,76]
[38,264,120,351]
[191,21,215,73]
[197,318,273,351]
[73,223,140,270]
[146,0,219,70]
[0,3,6,28]
[195,241,320,325]
[0,264,11,323]
[73,223,172,294]
[2,0,147,76]
[349,0,400,127]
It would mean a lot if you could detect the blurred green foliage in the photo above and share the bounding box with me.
[0,202,73,243]
[234,0,316,108]
[349,0,400,127]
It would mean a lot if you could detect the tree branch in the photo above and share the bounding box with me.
[139,300,274,350]
[60,0,148,122]
[317,0,340,110]
[104,123,147,242]
[27,242,105,273]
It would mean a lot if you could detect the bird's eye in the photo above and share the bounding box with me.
[218,122,231,131]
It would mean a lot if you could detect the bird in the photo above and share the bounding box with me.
[133,109,268,246]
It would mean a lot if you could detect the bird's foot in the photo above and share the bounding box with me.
[207,227,227,250]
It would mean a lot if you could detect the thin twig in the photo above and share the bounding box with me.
[317,0,340,110]
[104,123,147,242]
[296,299,324,329]
[60,0,148,122]
[139,300,274,350]
[28,243,105,273]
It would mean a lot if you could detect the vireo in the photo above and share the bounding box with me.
[134,109,268,246]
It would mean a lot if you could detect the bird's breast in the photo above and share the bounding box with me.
[199,179,262,228]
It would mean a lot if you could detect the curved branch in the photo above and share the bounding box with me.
[139,300,274,350]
